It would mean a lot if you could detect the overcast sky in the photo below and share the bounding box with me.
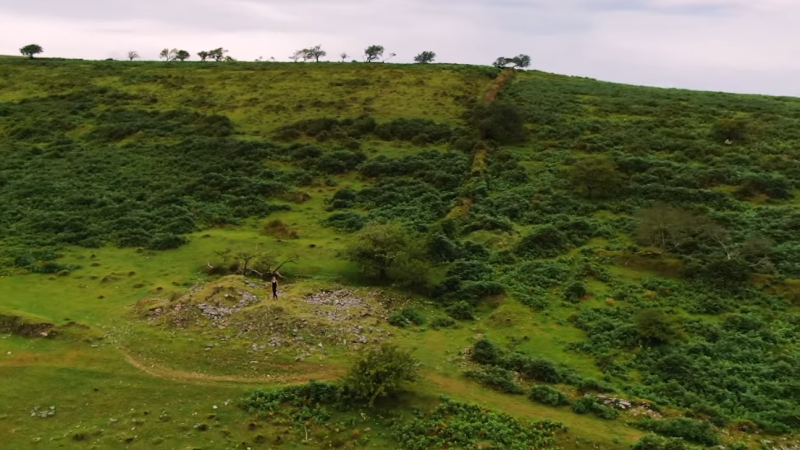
[0,0,798,96]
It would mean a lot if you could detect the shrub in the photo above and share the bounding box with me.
[147,233,188,250]
[633,434,700,450]
[516,226,570,258]
[430,317,457,330]
[472,339,502,365]
[465,366,525,395]
[571,395,620,420]
[343,345,419,406]
[505,354,562,383]
[632,418,720,446]
[322,212,367,232]
[635,308,681,345]
[711,117,749,142]
[388,308,425,328]
[563,280,588,303]
[529,385,571,406]
[447,301,475,321]
[467,101,525,143]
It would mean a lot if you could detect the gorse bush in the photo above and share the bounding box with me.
[343,345,419,406]
[571,395,620,420]
[276,115,468,146]
[632,418,720,446]
[388,308,425,328]
[393,397,565,450]
[529,385,571,406]
[633,434,702,450]
[464,366,524,395]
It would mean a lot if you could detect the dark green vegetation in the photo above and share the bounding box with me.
[1,57,799,449]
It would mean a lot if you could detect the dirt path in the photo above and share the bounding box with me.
[121,349,343,386]
[447,68,516,219]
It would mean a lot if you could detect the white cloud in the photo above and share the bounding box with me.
[0,0,797,95]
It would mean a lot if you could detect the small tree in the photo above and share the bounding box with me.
[635,205,704,252]
[493,57,509,68]
[343,345,419,406]
[127,51,139,61]
[20,44,44,59]
[414,51,436,64]
[197,50,210,61]
[493,55,531,69]
[304,45,327,62]
[364,45,384,63]
[383,52,397,63]
[289,50,304,63]
[175,50,191,61]
[570,155,623,199]
[340,52,349,62]
[512,54,531,68]
[346,222,429,286]
[159,48,178,61]
[208,48,228,62]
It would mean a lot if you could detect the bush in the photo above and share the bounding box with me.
[430,317,457,330]
[633,434,700,450]
[711,117,749,142]
[516,226,570,258]
[447,301,475,321]
[635,308,680,345]
[472,339,502,365]
[571,395,619,420]
[388,308,425,328]
[322,212,367,232]
[505,354,562,383]
[147,233,188,250]
[465,366,525,395]
[632,418,720,446]
[343,345,419,406]
[467,101,525,143]
[563,280,588,303]
[529,385,571,406]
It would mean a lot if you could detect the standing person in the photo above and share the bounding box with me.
[271,275,279,300]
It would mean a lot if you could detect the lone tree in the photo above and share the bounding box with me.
[340,52,349,62]
[127,51,139,61]
[570,155,623,199]
[343,345,419,406]
[175,50,191,61]
[304,45,327,62]
[364,45,384,63]
[414,51,436,64]
[289,50,304,62]
[20,44,43,59]
[197,50,210,61]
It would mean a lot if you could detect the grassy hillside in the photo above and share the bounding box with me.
[0,58,798,450]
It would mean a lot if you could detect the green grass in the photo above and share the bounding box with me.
[1,57,799,449]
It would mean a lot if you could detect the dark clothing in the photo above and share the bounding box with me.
[272,281,278,299]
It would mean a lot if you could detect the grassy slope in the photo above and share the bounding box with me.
[0,59,797,449]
